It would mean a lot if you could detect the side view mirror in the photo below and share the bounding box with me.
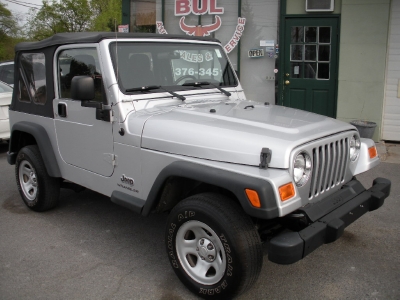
[71,76,95,100]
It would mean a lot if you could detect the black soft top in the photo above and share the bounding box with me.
[15,32,221,51]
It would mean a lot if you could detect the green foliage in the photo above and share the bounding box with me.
[0,2,22,60]
[91,0,122,32]
[27,0,122,41]
[0,2,18,36]
[0,0,122,59]
[27,0,93,40]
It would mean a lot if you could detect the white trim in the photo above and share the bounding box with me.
[382,0,400,141]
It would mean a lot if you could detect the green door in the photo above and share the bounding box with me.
[281,17,339,118]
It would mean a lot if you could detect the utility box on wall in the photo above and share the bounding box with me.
[306,0,334,12]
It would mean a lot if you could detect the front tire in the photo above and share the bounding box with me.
[165,193,262,298]
[16,145,60,211]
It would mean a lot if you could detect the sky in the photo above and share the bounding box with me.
[2,0,43,24]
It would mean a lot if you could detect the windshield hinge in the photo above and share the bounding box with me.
[259,148,272,169]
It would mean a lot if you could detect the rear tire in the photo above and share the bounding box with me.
[16,145,60,211]
[165,193,262,298]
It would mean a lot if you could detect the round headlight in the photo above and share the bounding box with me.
[349,134,361,161]
[293,152,312,187]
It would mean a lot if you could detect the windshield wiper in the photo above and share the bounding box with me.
[182,81,231,97]
[126,85,186,101]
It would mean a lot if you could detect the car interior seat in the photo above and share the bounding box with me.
[124,54,155,89]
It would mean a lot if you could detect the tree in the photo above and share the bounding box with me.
[0,2,18,35]
[91,0,121,32]
[0,2,22,60]
[27,0,94,40]
[27,0,122,41]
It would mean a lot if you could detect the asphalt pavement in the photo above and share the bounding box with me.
[0,141,399,300]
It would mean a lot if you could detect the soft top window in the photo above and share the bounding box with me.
[18,53,47,105]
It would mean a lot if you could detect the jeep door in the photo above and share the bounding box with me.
[53,46,114,177]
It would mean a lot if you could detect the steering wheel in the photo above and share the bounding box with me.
[174,75,197,85]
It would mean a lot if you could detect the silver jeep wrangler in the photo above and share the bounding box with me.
[7,32,391,298]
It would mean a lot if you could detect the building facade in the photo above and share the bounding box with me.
[122,0,399,141]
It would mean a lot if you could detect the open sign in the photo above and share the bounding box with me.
[248,49,264,58]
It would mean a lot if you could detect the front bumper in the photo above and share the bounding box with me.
[268,177,391,265]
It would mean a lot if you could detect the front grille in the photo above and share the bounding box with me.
[309,138,349,199]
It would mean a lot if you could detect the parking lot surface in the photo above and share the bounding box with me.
[0,141,399,299]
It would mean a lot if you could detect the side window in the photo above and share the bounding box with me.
[18,53,47,104]
[58,48,104,102]
[0,64,14,85]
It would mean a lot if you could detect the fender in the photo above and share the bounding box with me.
[7,121,61,178]
[141,161,279,219]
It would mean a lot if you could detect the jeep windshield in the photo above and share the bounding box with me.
[109,42,237,94]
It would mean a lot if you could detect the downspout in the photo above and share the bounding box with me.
[237,0,242,79]
[162,0,165,23]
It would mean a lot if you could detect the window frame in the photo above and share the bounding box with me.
[54,44,107,103]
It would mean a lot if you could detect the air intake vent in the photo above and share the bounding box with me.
[306,0,334,12]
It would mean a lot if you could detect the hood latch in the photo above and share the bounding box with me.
[259,148,272,169]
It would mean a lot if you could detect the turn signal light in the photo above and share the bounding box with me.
[245,189,261,208]
[368,146,378,159]
[279,183,295,201]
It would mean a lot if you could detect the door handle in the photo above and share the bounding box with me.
[58,103,67,117]
[285,80,290,85]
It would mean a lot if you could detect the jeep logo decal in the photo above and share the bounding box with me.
[121,174,134,186]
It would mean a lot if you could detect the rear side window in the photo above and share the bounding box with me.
[18,53,47,104]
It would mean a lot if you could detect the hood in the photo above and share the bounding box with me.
[136,101,355,168]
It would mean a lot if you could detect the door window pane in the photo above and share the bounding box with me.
[291,27,304,43]
[319,45,330,62]
[304,63,317,79]
[58,48,104,102]
[305,45,317,61]
[289,26,332,80]
[319,27,331,43]
[305,27,317,43]
[318,63,330,79]
[291,45,303,61]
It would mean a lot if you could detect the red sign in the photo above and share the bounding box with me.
[224,18,246,53]
[157,0,246,54]
[175,0,224,16]
[118,25,129,33]
[179,15,221,37]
